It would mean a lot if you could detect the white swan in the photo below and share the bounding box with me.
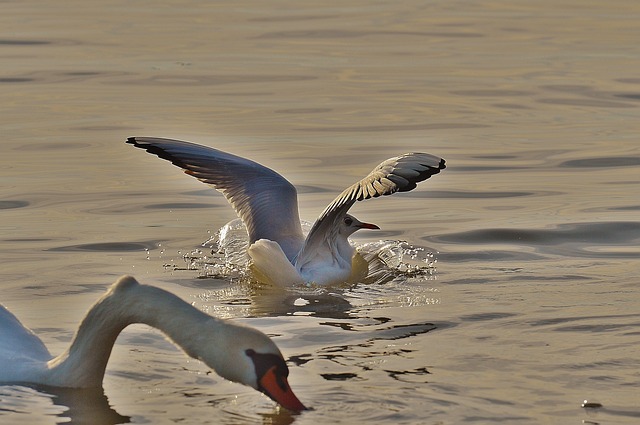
[127,137,445,286]
[0,275,306,411]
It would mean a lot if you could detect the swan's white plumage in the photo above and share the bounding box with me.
[0,306,52,382]
[0,276,305,410]
[128,137,445,286]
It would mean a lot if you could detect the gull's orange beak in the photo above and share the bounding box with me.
[259,366,307,411]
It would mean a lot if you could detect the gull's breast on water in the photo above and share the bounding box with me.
[248,239,304,286]
[248,239,370,286]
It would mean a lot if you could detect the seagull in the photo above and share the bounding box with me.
[127,137,445,286]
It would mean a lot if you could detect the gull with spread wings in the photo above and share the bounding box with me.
[127,137,445,286]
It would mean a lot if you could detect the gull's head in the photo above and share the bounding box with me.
[198,320,306,411]
[339,214,380,237]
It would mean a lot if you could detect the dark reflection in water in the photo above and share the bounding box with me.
[143,202,214,210]
[296,319,440,383]
[47,241,162,252]
[255,29,483,39]
[275,108,332,114]
[249,285,354,319]
[320,372,359,381]
[0,200,29,209]
[586,204,640,212]
[430,221,640,259]
[257,410,298,425]
[615,93,640,100]
[536,84,640,108]
[420,190,537,198]
[0,39,50,45]
[295,122,486,133]
[437,250,545,263]
[527,312,640,329]
[0,77,35,83]
[119,74,316,86]
[451,89,534,97]
[385,366,432,384]
[459,312,519,322]
[28,385,128,425]
[2,70,128,85]
[560,156,640,168]
[537,98,635,108]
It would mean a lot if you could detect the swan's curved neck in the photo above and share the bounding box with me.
[44,278,212,387]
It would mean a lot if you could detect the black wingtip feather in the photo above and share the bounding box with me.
[126,137,192,173]
[394,157,445,193]
[126,136,145,147]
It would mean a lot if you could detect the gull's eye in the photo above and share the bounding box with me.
[344,217,353,226]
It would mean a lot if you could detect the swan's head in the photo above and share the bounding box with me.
[339,214,380,237]
[199,321,306,411]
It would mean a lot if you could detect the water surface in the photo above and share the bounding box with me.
[1,0,639,424]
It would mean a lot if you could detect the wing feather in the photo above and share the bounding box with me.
[127,137,305,258]
[296,152,445,266]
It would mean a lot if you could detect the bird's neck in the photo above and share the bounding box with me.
[45,279,212,387]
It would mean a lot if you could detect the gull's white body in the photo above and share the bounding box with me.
[247,216,370,286]
[128,138,446,286]
[0,276,305,410]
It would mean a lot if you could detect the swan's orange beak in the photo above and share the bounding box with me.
[259,365,307,411]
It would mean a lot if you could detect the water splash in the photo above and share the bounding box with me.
[179,219,438,285]
[357,240,438,285]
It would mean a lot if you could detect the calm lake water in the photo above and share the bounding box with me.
[2,0,639,424]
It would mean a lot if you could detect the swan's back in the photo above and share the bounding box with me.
[0,305,52,381]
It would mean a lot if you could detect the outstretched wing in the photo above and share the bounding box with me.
[297,152,446,264]
[127,137,305,257]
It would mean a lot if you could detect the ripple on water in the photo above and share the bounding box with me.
[406,189,538,198]
[0,200,30,210]
[47,241,162,252]
[436,250,544,263]
[143,202,214,210]
[430,221,640,259]
[0,385,131,425]
[0,39,51,45]
[560,156,640,168]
